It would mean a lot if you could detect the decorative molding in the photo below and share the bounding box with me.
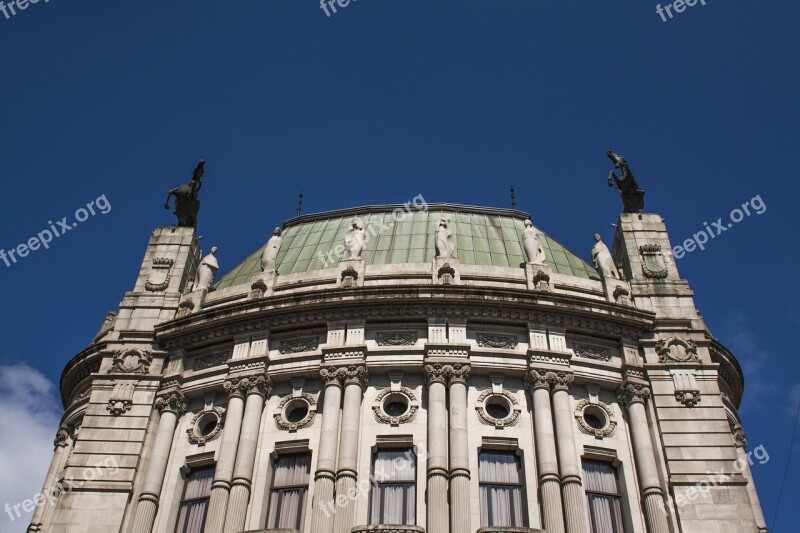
[656,337,700,364]
[155,391,188,417]
[675,390,701,407]
[376,332,417,346]
[639,244,668,279]
[574,399,617,438]
[274,393,317,431]
[373,387,419,426]
[107,399,132,416]
[193,352,228,370]
[477,333,518,350]
[617,382,651,406]
[145,257,174,291]
[279,336,320,354]
[573,343,612,362]
[187,407,225,444]
[475,389,521,428]
[108,348,153,374]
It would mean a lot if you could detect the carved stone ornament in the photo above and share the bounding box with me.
[279,336,320,354]
[574,399,617,438]
[437,263,456,284]
[477,333,518,350]
[525,369,573,391]
[145,257,174,292]
[573,343,612,362]
[617,382,651,406]
[656,337,700,364]
[107,399,132,417]
[533,269,551,291]
[376,332,417,346]
[108,348,153,374]
[274,393,317,431]
[340,266,359,288]
[613,285,631,305]
[54,427,70,448]
[224,375,272,399]
[675,390,702,407]
[154,391,189,416]
[176,297,195,318]
[424,362,470,385]
[193,352,229,371]
[186,407,225,444]
[250,278,268,299]
[639,244,668,279]
[732,423,747,449]
[320,364,369,389]
[475,389,521,428]
[373,387,419,426]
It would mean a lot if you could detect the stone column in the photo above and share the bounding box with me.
[204,378,248,533]
[550,372,588,533]
[333,365,368,533]
[223,376,271,533]
[618,383,669,533]
[27,427,71,532]
[130,391,188,533]
[447,363,471,533]
[527,369,565,533]
[310,367,345,533]
[423,364,450,533]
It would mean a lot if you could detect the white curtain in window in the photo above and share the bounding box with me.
[583,461,618,493]
[478,451,524,527]
[266,454,311,530]
[373,449,415,482]
[175,466,214,533]
[582,461,624,533]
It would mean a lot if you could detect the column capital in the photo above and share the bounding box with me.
[320,364,368,389]
[617,381,651,406]
[548,370,574,392]
[224,374,272,399]
[526,368,551,391]
[424,362,470,385]
[155,390,188,416]
[53,426,70,448]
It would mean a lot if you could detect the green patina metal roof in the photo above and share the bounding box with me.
[215,204,598,290]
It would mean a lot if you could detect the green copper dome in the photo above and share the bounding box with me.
[215,204,598,290]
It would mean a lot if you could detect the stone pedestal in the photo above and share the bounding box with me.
[249,270,277,299]
[433,257,461,285]
[338,258,365,288]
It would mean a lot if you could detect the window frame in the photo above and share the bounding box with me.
[478,448,528,528]
[582,459,626,533]
[265,451,312,531]
[369,447,417,526]
[174,464,214,533]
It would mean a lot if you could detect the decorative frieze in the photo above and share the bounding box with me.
[193,352,228,370]
[376,332,417,346]
[279,336,320,354]
[477,333,518,350]
[573,343,612,362]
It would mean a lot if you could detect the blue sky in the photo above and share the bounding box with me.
[1,0,798,531]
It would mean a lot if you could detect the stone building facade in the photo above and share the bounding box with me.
[30,203,767,533]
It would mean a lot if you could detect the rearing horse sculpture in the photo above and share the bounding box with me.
[606,150,645,213]
[164,160,204,227]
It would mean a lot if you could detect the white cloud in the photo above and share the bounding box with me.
[0,363,62,533]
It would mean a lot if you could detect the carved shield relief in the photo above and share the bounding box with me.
[145,257,174,291]
[639,244,668,279]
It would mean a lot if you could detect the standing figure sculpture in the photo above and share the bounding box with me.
[591,234,619,279]
[343,217,365,260]
[606,151,645,213]
[164,160,205,227]
[193,246,219,291]
[261,227,283,272]
[522,219,546,264]
[435,216,455,258]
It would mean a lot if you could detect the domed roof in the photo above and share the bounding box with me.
[214,203,598,289]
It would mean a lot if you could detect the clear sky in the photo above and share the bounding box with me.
[1,1,798,531]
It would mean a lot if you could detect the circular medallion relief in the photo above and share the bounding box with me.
[187,407,225,445]
[373,388,418,425]
[574,399,617,438]
[476,390,521,428]
[274,393,317,431]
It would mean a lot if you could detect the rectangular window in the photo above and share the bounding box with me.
[583,460,626,533]
[370,448,416,525]
[266,453,312,530]
[479,450,526,527]
[175,465,214,533]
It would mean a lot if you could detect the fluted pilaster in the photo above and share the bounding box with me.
[618,382,670,533]
[130,391,187,533]
[223,376,271,533]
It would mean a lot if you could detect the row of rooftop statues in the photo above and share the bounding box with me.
[190,218,620,292]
